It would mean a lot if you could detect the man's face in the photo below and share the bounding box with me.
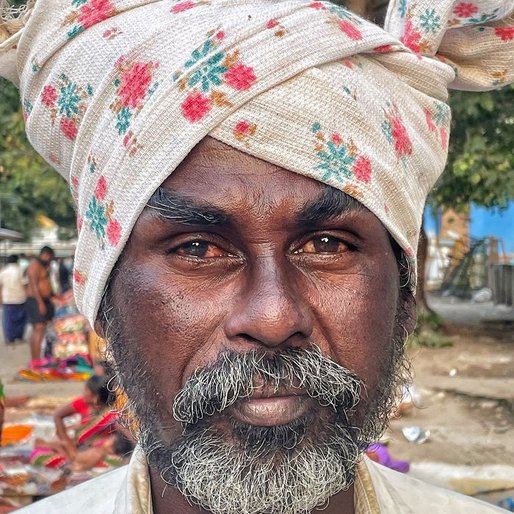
[104,137,412,514]
[39,251,54,266]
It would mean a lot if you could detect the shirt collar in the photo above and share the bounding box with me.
[115,446,380,514]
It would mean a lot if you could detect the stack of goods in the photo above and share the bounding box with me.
[0,460,66,498]
[18,293,94,381]
[51,315,89,359]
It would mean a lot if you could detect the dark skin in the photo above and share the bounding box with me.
[103,137,415,514]
[27,249,54,360]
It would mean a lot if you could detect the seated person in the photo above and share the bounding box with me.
[68,431,136,472]
[33,376,116,464]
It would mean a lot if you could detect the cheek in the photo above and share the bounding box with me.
[309,267,399,388]
[114,260,230,398]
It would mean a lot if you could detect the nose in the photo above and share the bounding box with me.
[224,256,313,348]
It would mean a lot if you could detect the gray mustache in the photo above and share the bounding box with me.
[172,346,362,426]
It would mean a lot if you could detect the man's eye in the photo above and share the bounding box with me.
[173,240,228,258]
[295,236,349,254]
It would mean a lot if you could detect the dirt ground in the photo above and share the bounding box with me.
[388,330,514,467]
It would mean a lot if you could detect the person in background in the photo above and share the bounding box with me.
[25,246,55,362]
[17,253,30,276]
[67,432,136,472]
[33,375,115,462]
[57,257,71,294]
[0,255,27,345]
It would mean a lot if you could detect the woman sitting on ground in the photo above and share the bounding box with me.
[32,375,117,466]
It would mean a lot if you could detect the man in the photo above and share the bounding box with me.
[0,254,27,345]
[1,0,512,512]
[25,246,55,361]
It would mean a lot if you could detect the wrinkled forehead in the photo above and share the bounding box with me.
[158,137,326,212]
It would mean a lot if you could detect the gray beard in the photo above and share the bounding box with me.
[106,327,409,514]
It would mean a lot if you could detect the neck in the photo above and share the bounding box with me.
[149,466,355,514]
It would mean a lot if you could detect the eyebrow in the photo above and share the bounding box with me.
[298,185,365,224]
[146,187,231,226]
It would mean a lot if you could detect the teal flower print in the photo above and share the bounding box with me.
[67,25,85,39]
[315,141,356,182]
[419,8,441,32]
[58,82,81,118]
[398,0,407,18]
[433,102,449,125]
[328,4,355,21]
[187,53,228,92]
[469,9,499,24]
[23,99,33,115]
[72,0,88,6]
[85,197,107,240]
[185,39,215,69]
[381,120,393,143]
[116,107,132,135]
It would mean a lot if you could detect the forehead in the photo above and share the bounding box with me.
[160,136,325,213]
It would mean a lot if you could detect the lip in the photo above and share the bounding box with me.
[226,389,315,427]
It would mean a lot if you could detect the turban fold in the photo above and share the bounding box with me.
[1,0,513,324]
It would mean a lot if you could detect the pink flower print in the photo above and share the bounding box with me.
[374,44,392,53]
[215,30,225,40]
[78,0,115,30]
[235,120,251,135]
[60,118,78,140]
[424,108,436,132]
[342,59,354,68]
[41,85,57,107]
[171,1,196,13]
[73,269,86,285]
[495,27,514,41]
[391,117,412,156]
[94,176,108,200]
[338,20,362,40]
[224,64,256,90]
[71,175,79,191]
[353,156,371,184]
[107,219,122,246]
[267,19,279,29]
[234,120,257,145]
[49,154,61,166]
[118,62,155,109]
[401,19,422,53]
[453,2,478,18]
[76,215,83,232]
[182,91,212,122]
[440,126,448,150]
[309,2,326,9]
[331,133,343,145]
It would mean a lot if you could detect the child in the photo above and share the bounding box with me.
[33,375,114,460]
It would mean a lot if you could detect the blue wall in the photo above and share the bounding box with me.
[469,203,514,253]
[424,202,514,253]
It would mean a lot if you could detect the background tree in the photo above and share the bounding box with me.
[0,79,76,237]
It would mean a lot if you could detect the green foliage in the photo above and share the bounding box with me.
[407,328,454,349]
[0,79,76,237]
[430,85,514,212]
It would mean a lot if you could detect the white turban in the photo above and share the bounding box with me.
[1,0,513,324]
